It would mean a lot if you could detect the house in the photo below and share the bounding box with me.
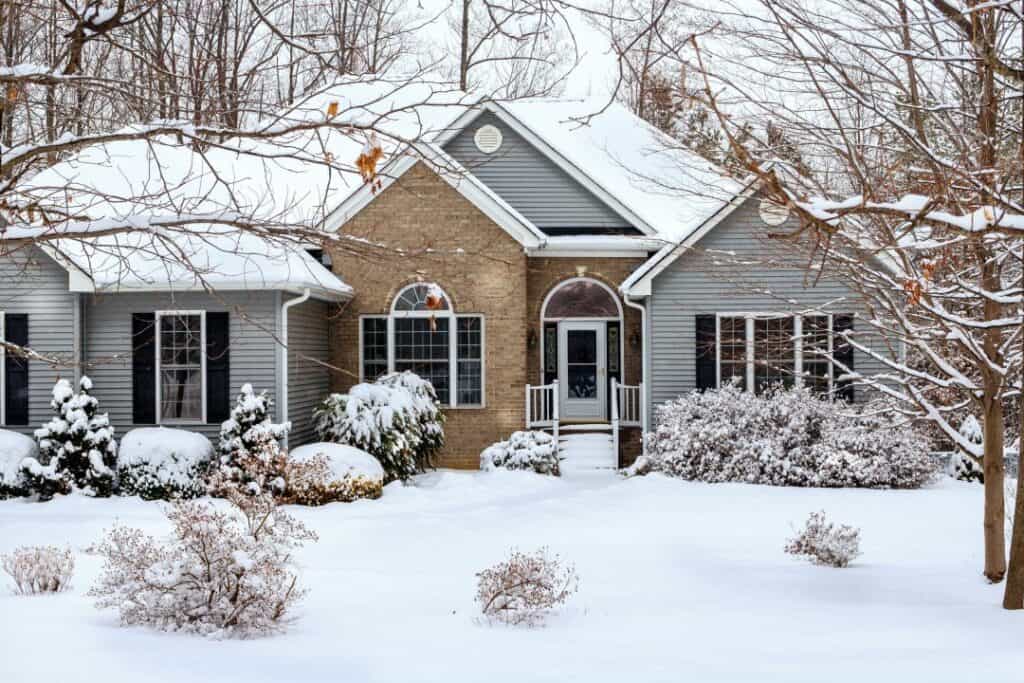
[1,80,885,468]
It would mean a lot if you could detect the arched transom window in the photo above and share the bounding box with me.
[360,283,483,407]
[542,279,621,319]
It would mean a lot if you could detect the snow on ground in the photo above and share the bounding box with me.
[0,471,1019,682]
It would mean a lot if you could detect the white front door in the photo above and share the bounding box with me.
[558,321,606,420]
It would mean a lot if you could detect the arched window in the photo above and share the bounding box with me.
[542,279,621,319]
[360,283,483,407]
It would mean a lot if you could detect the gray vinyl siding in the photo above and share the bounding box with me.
[286,297,330,446]
[647,196,890,426]
[443,112,636,232]
[84,291,281,442]
[0,247,78,435]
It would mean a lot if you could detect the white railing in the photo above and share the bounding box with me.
[526,380,559,445]
[611,379,643,460]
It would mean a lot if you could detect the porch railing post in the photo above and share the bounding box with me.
[525,383,532,428]
[551,380,559,451]
[611,378,620,464]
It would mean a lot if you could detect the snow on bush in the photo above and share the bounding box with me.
[25,377,117,499]
[87,490,316,638]
[117,428,214,500]
[784,511,862,568]
[213,385,290,495]
[0,429,36,498]
[208,434,290,499]
[286,443,384,505]
[480,431,559,475]
[314,371,445,482]
[647,383,937,488]
[475,547,579,627]
[376,371,445,469]
[2,545,74,595]
[949,415,984,483]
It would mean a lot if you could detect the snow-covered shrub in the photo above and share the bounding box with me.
[949,415,984,483]
[218,384,289,464]
[208,434,290,499]
[285,443,384,505]
[480,431,559,475]
[117,428,214,500]
[0,430,36,498]
[475,547,579,627]
[314,372,445,482]
[376,371,445,469]
[784,511,862,568]
[17,457,70,501]
[2,545,74,595]
[648,383,937,488]
[28,377,117,498]
[87,491,316,638]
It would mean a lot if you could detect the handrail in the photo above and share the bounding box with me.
[615,381,642,427]
[525,380,559,450]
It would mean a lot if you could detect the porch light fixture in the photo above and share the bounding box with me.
[575,265,587,277]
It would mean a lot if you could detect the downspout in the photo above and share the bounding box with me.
[280,288,311,449]
[623,293,649,458]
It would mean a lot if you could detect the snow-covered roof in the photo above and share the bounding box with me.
[495,98,742,241]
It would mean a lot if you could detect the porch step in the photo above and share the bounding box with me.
[559,432,617,475]
[559,423,613,432]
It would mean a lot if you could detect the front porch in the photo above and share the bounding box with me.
[526,378,644,471]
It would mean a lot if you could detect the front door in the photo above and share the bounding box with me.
[558,321,606,420]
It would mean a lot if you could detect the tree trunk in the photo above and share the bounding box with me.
[982,393,1007,582]
[1004,446,1024,607]
[459,0,470,90]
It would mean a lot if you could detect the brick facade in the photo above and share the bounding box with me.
[327,162,646,469]
[327,163,528,468]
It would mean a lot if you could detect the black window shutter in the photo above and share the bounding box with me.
[132,313,156,424]
[205,312,231,424]
[4,313,29,425]
[695,314,717,391]
[834,314,855,402]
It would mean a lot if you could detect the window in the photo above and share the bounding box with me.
[716,313,845,396]
[360,284,485,407]
[156,311,205,422]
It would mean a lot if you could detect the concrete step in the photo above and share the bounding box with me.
[559,423,613,432]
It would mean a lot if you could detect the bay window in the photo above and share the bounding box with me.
[360,283,484,407]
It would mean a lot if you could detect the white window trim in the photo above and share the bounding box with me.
[359,284,486,408]
[714,312,836,393]
[155,310,207,424]
[0,311,5,425]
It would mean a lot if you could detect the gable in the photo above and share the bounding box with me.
[443,112,642,235]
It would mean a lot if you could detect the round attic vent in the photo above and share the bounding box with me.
[758,198,790,226]
[473,124,503,154]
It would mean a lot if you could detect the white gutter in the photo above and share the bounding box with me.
[623,293,649,458]
[280,288,311,448]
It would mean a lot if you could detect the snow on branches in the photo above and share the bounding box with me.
[475,548,579,627]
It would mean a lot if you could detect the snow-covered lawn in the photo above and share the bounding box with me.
[0,472,1019,682]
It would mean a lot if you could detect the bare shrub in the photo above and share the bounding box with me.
[785,511,862,568]
[283,454,382,505]
[475,548,579,626]
[2,545,74,595]
[87,491,317,638]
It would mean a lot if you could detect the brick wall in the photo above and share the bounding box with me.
[326,163,529,468]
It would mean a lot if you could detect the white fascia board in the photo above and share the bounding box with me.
[526,236,665,258]
[621,182,760,297]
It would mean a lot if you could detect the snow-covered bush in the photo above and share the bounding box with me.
[314,372,445,482]
[480,431,559,475]
[647,384,937,489]
[784,511,862,568]
[2,545,74,595]
[0,430,36,498]
[218,384,289,463]
[208,434,290,499]
[286,443,384,505]
[27,377,117,498]
[376,371,445,469]
[117,428,214,500]
[87,491,316,638]
[949,415,984,483]
[475,547,579,627]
